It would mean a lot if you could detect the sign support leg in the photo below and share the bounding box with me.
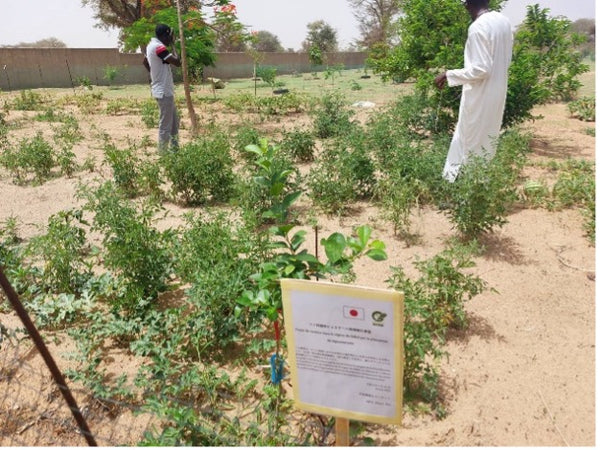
[335,417,350,446]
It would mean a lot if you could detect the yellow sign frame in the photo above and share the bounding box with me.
[280,279,404,425]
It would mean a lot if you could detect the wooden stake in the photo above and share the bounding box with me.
[335,417,350,446]
[174,0,199,136]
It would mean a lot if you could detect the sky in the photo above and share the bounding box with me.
[1,0,596,50]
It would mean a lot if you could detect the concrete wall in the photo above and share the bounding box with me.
[0,48,367,91]
[0,48,148,90]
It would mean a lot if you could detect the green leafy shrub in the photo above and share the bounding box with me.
[27,209,92,295]
[103,65,120,85]
[441,130,530,238]
[279,128,316,162]
[238,224,387,325]
[551,159,595,242]
[162,132,235,205]
[82,182,174,315]
[312,91,354,138]
[233,125,261,160]
[239,138,302,225]
[256,65,278,87]
[308,132,375,215]
[12,90,44,110]
[140,99,158,128]
[387,243,486,408]
[0,132,55,183]
[103,140,142,197]
[568,96,595,122]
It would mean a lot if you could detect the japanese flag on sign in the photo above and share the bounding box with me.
[343,306,365,320]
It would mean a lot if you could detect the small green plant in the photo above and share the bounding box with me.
[568,96,596,122]
[162,132,235,205]
[140,99,158,128]
[81,182,174,316]
[12,90,44,110]
[312,91,354,139]
[103,140,142,197]
[440,131,530,239]
[350,80,362,91]
[237,224,387,324]
[103,65,120,86]
[233,125,261,160]
[27,209,92,295]
[324,63,345,85]
[241,138,302,224]
[0,132,55,183]
[76,76,93,90]
[308,133,375,215]
[387,243,486,409]
[256,65,278,88]
[279,128,316,162]
[551,159,595,242]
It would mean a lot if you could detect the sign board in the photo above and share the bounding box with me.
[280,279,404,425]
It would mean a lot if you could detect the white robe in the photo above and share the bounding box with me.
[443,11,513,182]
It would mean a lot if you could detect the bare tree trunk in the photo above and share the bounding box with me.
[175,0,199,136]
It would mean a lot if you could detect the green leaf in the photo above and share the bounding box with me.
[366,248,387,261]
[369,239,386,250]
[290,230,307,251]
[356,225,372,247]
[322,233,346,263]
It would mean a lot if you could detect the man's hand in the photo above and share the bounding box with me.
[434,72,447,90]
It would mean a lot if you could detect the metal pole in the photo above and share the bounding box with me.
[65,59,76,94]
[0,266,98,446]
[3,65,12,91]
[38,64,44,88]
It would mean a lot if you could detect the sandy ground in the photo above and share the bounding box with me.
[0,87,595,446]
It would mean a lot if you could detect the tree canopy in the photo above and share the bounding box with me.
[301,20,338,54]
[250,30,285,53]
[347,0,401,50]
[82,0,233,47]
[3,37,67,48]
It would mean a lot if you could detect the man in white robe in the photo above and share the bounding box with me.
[435,0,513,182]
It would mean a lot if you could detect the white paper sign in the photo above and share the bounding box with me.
[281,279,403,424]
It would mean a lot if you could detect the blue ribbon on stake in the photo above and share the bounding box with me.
[270,353,284,384]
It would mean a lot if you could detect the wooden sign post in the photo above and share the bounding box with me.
[335,417,350,446]
[280,279,404,445]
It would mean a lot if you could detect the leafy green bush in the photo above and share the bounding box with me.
[551,159,595,242]
[387,243,486,409]
[568,96,596,122]
[103,140,142,197]
[308,132,375,215]
[0,132,55,183]
[12,90,44,110]
[239,138,302,225]
[312,91,354,138]
[103,65,120,85]
[256,65,278,87]
[162,132,235,205]
[369,1,588,130]
[140,99,158,128]
[27,209,92,295]
[233,125,261,160]
[441,130,530,238]
[278,128,316,162]
[82,182,174,316]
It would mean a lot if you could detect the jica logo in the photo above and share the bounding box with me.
[371,311,387,326]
